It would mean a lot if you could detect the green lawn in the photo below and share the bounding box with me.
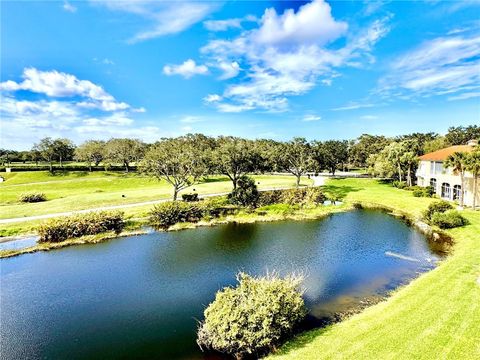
[0,171,312,220]
[270,178,480,360]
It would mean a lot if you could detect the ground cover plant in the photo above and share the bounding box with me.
[197,272,307,359]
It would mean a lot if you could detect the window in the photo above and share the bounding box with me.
[453,185,462,201]
[441,183,451,199]
[430,178,437,193]
[435,162,443,174]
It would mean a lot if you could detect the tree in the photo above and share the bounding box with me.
[141,136,209,200]
[75,140,106,171]
[385,142,407,182]
[445,125,480,145]
[277,137,314,187]
[53,138,76,167]
[227,175,259,207]
[396,132,438,155]
[423,137,447,154]
[350,134,391,168]
[401,151,417,187]
[33,137,56,172]
[105,138,145,172]
[213,137,257,189]
[445,152,468,207]
[465,148,480,210]
[314,140,349,175]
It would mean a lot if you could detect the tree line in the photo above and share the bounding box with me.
[0,125,479,200]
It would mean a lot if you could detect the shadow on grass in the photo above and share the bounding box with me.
[200,176,230,183]
[321,184,361,199]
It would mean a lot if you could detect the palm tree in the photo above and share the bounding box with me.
[465,148,480,210]
[401,151,417,187]
[444,152,468,207]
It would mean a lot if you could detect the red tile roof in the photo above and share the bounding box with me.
[419,145,474,161]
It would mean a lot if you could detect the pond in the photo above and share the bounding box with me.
[0,210,445,359]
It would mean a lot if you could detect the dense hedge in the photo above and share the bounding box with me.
[258,187,326,207]
[197,272,307,358]
[182,193,199,202]
[19,192,47,203]
[38,211,125,243]
[149,198,237,230]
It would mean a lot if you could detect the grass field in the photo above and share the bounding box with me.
[270,178,480,360]
[0,171,312,223]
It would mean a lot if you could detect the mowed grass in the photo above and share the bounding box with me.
[270,178,480,360]
[0,171,312,220]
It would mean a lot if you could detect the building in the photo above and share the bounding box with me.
[416,140,478,207]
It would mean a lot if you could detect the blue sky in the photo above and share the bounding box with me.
[1,0,479,150]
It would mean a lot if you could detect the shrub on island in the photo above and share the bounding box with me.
[228,175,259,207]
[38,211,125,243]
[19,192,47,203]
[197,272,307,359]
[258,187,325,207]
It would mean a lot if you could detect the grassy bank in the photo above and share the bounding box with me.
[270,178,480,360]
[0,171,311,221]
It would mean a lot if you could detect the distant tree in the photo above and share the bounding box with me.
[277,137,314,187]
[252,139,278,173]
[314,140,349,175]
[213,137,257,189]
[105,138,145,172]
[423,137,447,154]
[33,137,56,172]
[445,125,480,145]
[385,142,408,182]
[465,148,480,210]
[141,136,209,200]
[0,149,13,166]
[396,132,438,155]
[350,134,391,168]
[445,152,468,207]
[75,140,106,171]
[53,138,76,167]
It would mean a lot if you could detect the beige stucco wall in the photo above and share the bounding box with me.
[416,160,479,207]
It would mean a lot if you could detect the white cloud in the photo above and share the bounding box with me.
[92,0,219,43]
[448,91,480,101]
[63,1,77,13]
[302,114,321,122]
[217,61,240,80]
[203,15,258,31]
[254,0,348,47]
[0,68,135,112]
[379,35,480,98]
[203,94,222,103]
[199,1,390,112]
[332,103,375,111]
[163,59,208,79]
[360,115,379,120]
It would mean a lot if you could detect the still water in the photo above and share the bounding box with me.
[0,210,443,359]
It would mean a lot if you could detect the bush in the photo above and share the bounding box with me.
[197,272,307,358]
[258,187,325,207]
[182,193,199,202]
[430,210,467,229]
[392,181,407,189]
[19,192,47,203]
[149,201,203,229]
[423,200,454,221]
[38,211,125,243]
[412,189,424,197]
[228,175,259,207]
[149,198,237,229]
